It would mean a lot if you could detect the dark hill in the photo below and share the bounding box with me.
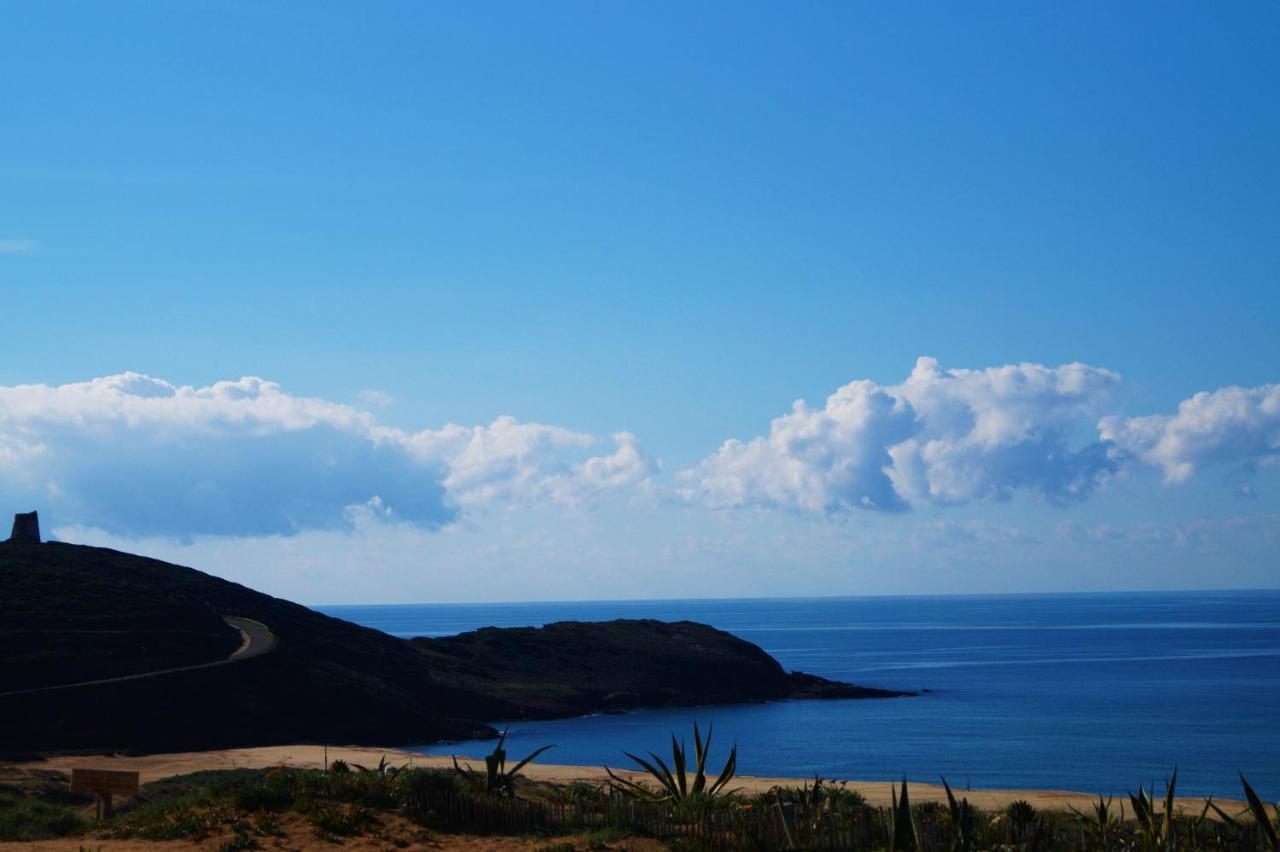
[0,540,910,755]
[413,620,909,717]
[0,541,505,753]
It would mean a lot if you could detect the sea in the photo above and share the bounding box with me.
[317,591,1280,799]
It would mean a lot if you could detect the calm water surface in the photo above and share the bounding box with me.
[318,591,1280,797]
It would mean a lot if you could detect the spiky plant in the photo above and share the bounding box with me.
[889,778,919,851]
[1128,769,1178,850]
[604,722,738,802]
[940,777,975,852]
[1239,774,1278,852]
[350,754,406,778]
[1070,795,1121,845]
[452,728,554,797]
[1006,799,1037,826]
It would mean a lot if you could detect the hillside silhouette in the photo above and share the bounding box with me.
[1,540,907,754]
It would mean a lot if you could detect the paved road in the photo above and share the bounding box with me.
[0,615,277,698]
[224,616,276,661]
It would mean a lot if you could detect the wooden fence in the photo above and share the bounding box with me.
[402,789,1272,851]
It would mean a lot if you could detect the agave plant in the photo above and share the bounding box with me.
[940,777,975,852]
[1128,768,1178,850]
[604,721,738,802]
[890,778,920,851]
[453,727,555,797]
[770,775,864,811]
[1070,795,1122,846]
[350,753,407,778]
[1239,774,1278,852]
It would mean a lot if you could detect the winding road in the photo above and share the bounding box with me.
[224,616,276,661]
[0,615,277,698]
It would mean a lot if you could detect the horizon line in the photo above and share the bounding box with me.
[313,586,1280,610]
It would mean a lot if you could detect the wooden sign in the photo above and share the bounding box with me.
[70,768,139,796]
[70,768,138,818]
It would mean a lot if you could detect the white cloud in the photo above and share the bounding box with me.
[1100,383,1280,483]
[575,432,659,492]
[403,416,633,506]
[684,357,1121,514]
[0,373,655,537]
[2,364,1276,543]
[0,239,38,254]
[357,389,394,408]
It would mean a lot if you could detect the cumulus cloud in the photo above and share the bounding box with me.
[3,363,1275,540]
[684,357,1122,514]
[0,373,655,538]
[1100,383,1280,483]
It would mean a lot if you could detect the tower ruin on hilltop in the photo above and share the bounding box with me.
[9,511,40,543]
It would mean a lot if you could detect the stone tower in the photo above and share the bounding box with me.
[9,511,40,543]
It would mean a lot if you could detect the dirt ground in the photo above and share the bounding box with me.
[0,809,668,850]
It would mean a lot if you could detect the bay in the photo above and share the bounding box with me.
[318,590,1280,797]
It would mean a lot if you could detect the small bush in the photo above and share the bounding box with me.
[541,780,606,806]
[136,769,265,807]
[230,778,294,813]
[1007,798,1037,824]
[0,792,87,840]
[396,767,459,805]
[252,812,283,836]
[766,779,866,810]
[671,792,743,817]
[217,822,260,851]
[580,825,631,848]
[302,801,379,838]
[109,803,218,840]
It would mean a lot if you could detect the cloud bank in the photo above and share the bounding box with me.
[0,361,1273,539]
[685,357,1122,514]
[1100,383,1280,483]
[0,373,654,537]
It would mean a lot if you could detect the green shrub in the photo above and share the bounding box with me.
[109,803,218,840]
[1006,798,1037,825]
[541,780,606,806]
[217,822,260,851]
[766,777,866,809]
[302,800,379,838]
[253,812,284,836]
[396,767,460,806]
[0,791,87,840]
[671,792,743,817]
[230,776,294,813]
[579,825,630,849]
[135,769,265,807]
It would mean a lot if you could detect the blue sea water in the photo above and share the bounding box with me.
[318,591,1280,798]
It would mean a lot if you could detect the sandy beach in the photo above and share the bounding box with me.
[17,744,1239,816]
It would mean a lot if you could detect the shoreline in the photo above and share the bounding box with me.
[16,744,1244,815]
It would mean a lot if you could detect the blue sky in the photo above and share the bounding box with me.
[1,2,1277,602]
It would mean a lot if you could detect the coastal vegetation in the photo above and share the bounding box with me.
[452,727,557,797]
[605,723,739,802]
[2,750,1276,849]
